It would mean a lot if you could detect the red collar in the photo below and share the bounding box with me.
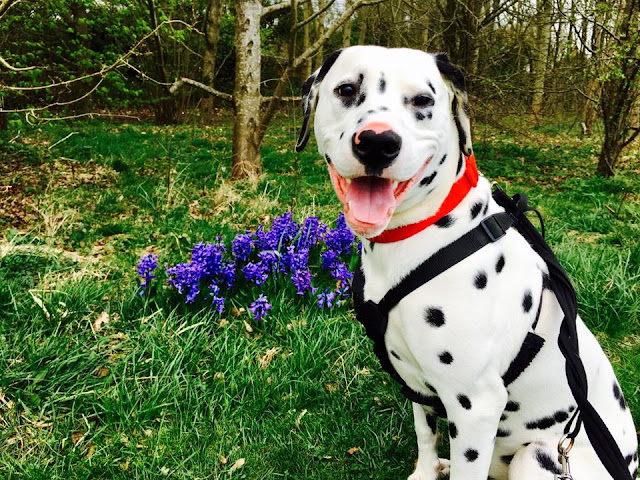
[369,153,479,243]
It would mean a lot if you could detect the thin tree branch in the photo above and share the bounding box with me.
[26,111,141,125]
[0,0,20,20]
[294,0,337,31]
[169,77,233,101]
[0,54,37,72]
[262,1,292,17]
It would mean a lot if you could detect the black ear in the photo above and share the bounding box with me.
[295,49,343,152]
[435,53,466,93]
[435,53,472,157]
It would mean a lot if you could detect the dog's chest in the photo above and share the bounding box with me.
[360,190,548,397]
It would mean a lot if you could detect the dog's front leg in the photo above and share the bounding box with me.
[408,402,447,480]
[444,377,507,480]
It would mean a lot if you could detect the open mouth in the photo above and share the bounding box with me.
[328,160,431,237]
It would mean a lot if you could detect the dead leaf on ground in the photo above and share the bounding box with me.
[258,347,280,369]
[94,366,110,377]
[230,458,245,472]
[243,320,253,333]
[219,455,228,465]
[347,446,360,455]
[92,311,110,333]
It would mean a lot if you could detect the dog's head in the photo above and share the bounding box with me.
[296,46,472,238]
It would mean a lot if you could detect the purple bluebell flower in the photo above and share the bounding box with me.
[271,212,299,244]
[296,216,326,249]
[331,262,353,283]
[291,268,313,295]
[324,213,355,255]
[242,261,269,286]
[249,294,272,323]
[220,261,236,288]
[137,254,158,294]
[232,233,253,261]
[191,242,225,278]
[320,250,339,270]
[166,262,203,303]
[209,283,225,314]
[317,289,337,309]
[258,250,279,272]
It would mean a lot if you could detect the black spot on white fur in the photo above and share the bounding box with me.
[449,422,457,438]
[427,81,436,94]
[456,154,463,175]
[426,414,437,434]
[470,202,483,219]
[523,290,533,313]
[369,241,375,252]
[457,394,472,410]
[390,350,401,361]
[439,351,453,364]
[505,400,520,412]
[496,254,506,273]
[465,449,478,462]
[497,428,511,437]
[425,307,445,327]
[435,215,454,228]
[525,409,569,430]
[379,75,386,93]
[534,449,562,475]
[613,382,627,410]
[439,154,447,165]
[420,171,437,187]
[415,111,426,121]
[325,154,332,164]
[474,271,488,289]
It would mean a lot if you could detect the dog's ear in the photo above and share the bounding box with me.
[435,53,472,157]
[296,49,343,152]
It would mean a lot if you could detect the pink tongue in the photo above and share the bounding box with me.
[346,177,396,224]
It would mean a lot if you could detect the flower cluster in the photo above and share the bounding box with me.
[137,213,359,323]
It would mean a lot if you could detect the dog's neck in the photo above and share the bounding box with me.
[359,175,494,303]
[368,153,479,243]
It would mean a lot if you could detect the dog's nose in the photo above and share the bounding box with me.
[352,123,402,174]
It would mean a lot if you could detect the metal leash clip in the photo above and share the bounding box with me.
[556,434,575,480]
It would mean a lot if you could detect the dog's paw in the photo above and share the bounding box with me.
[407,458,450,480]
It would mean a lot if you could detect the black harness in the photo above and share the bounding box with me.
[352,187,632,480]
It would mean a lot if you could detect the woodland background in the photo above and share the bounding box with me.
[1,0,639,176]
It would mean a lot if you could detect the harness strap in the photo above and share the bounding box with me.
[492,187,632,480]
[354,211,546,403]
[377,212,514,316]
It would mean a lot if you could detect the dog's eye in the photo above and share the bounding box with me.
[412,94,434,108]
[336,84,357,97]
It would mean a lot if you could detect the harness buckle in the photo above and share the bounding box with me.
[480,215,509,242]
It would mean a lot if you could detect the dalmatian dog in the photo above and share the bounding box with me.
[296,46,638,480]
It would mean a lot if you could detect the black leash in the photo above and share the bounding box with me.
[493,186,632,480]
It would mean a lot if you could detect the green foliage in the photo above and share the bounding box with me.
[0,117,638,478]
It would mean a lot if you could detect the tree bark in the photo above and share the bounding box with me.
[531,0,552,120]
[231,0,262,179]
[201,0,222,116]
[342,0,353,46]
[146,0,179,124]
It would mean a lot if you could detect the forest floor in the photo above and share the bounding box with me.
[0,114,639,479]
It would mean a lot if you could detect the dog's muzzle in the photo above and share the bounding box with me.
[352,122,402,176]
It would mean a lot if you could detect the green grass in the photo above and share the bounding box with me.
[0,115,638,478]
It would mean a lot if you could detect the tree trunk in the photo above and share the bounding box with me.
[146,0,179,124]
[582,0,605,136]
[302,0,313,79]
[314,0,327,69]
[231,0,262,179]
[201,0,222,116]
[342,0,353,47]
[531,0,552,120]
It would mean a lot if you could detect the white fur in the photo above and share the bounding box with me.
[304,46,638,480]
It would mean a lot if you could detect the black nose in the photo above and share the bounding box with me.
[352,129,402,175]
